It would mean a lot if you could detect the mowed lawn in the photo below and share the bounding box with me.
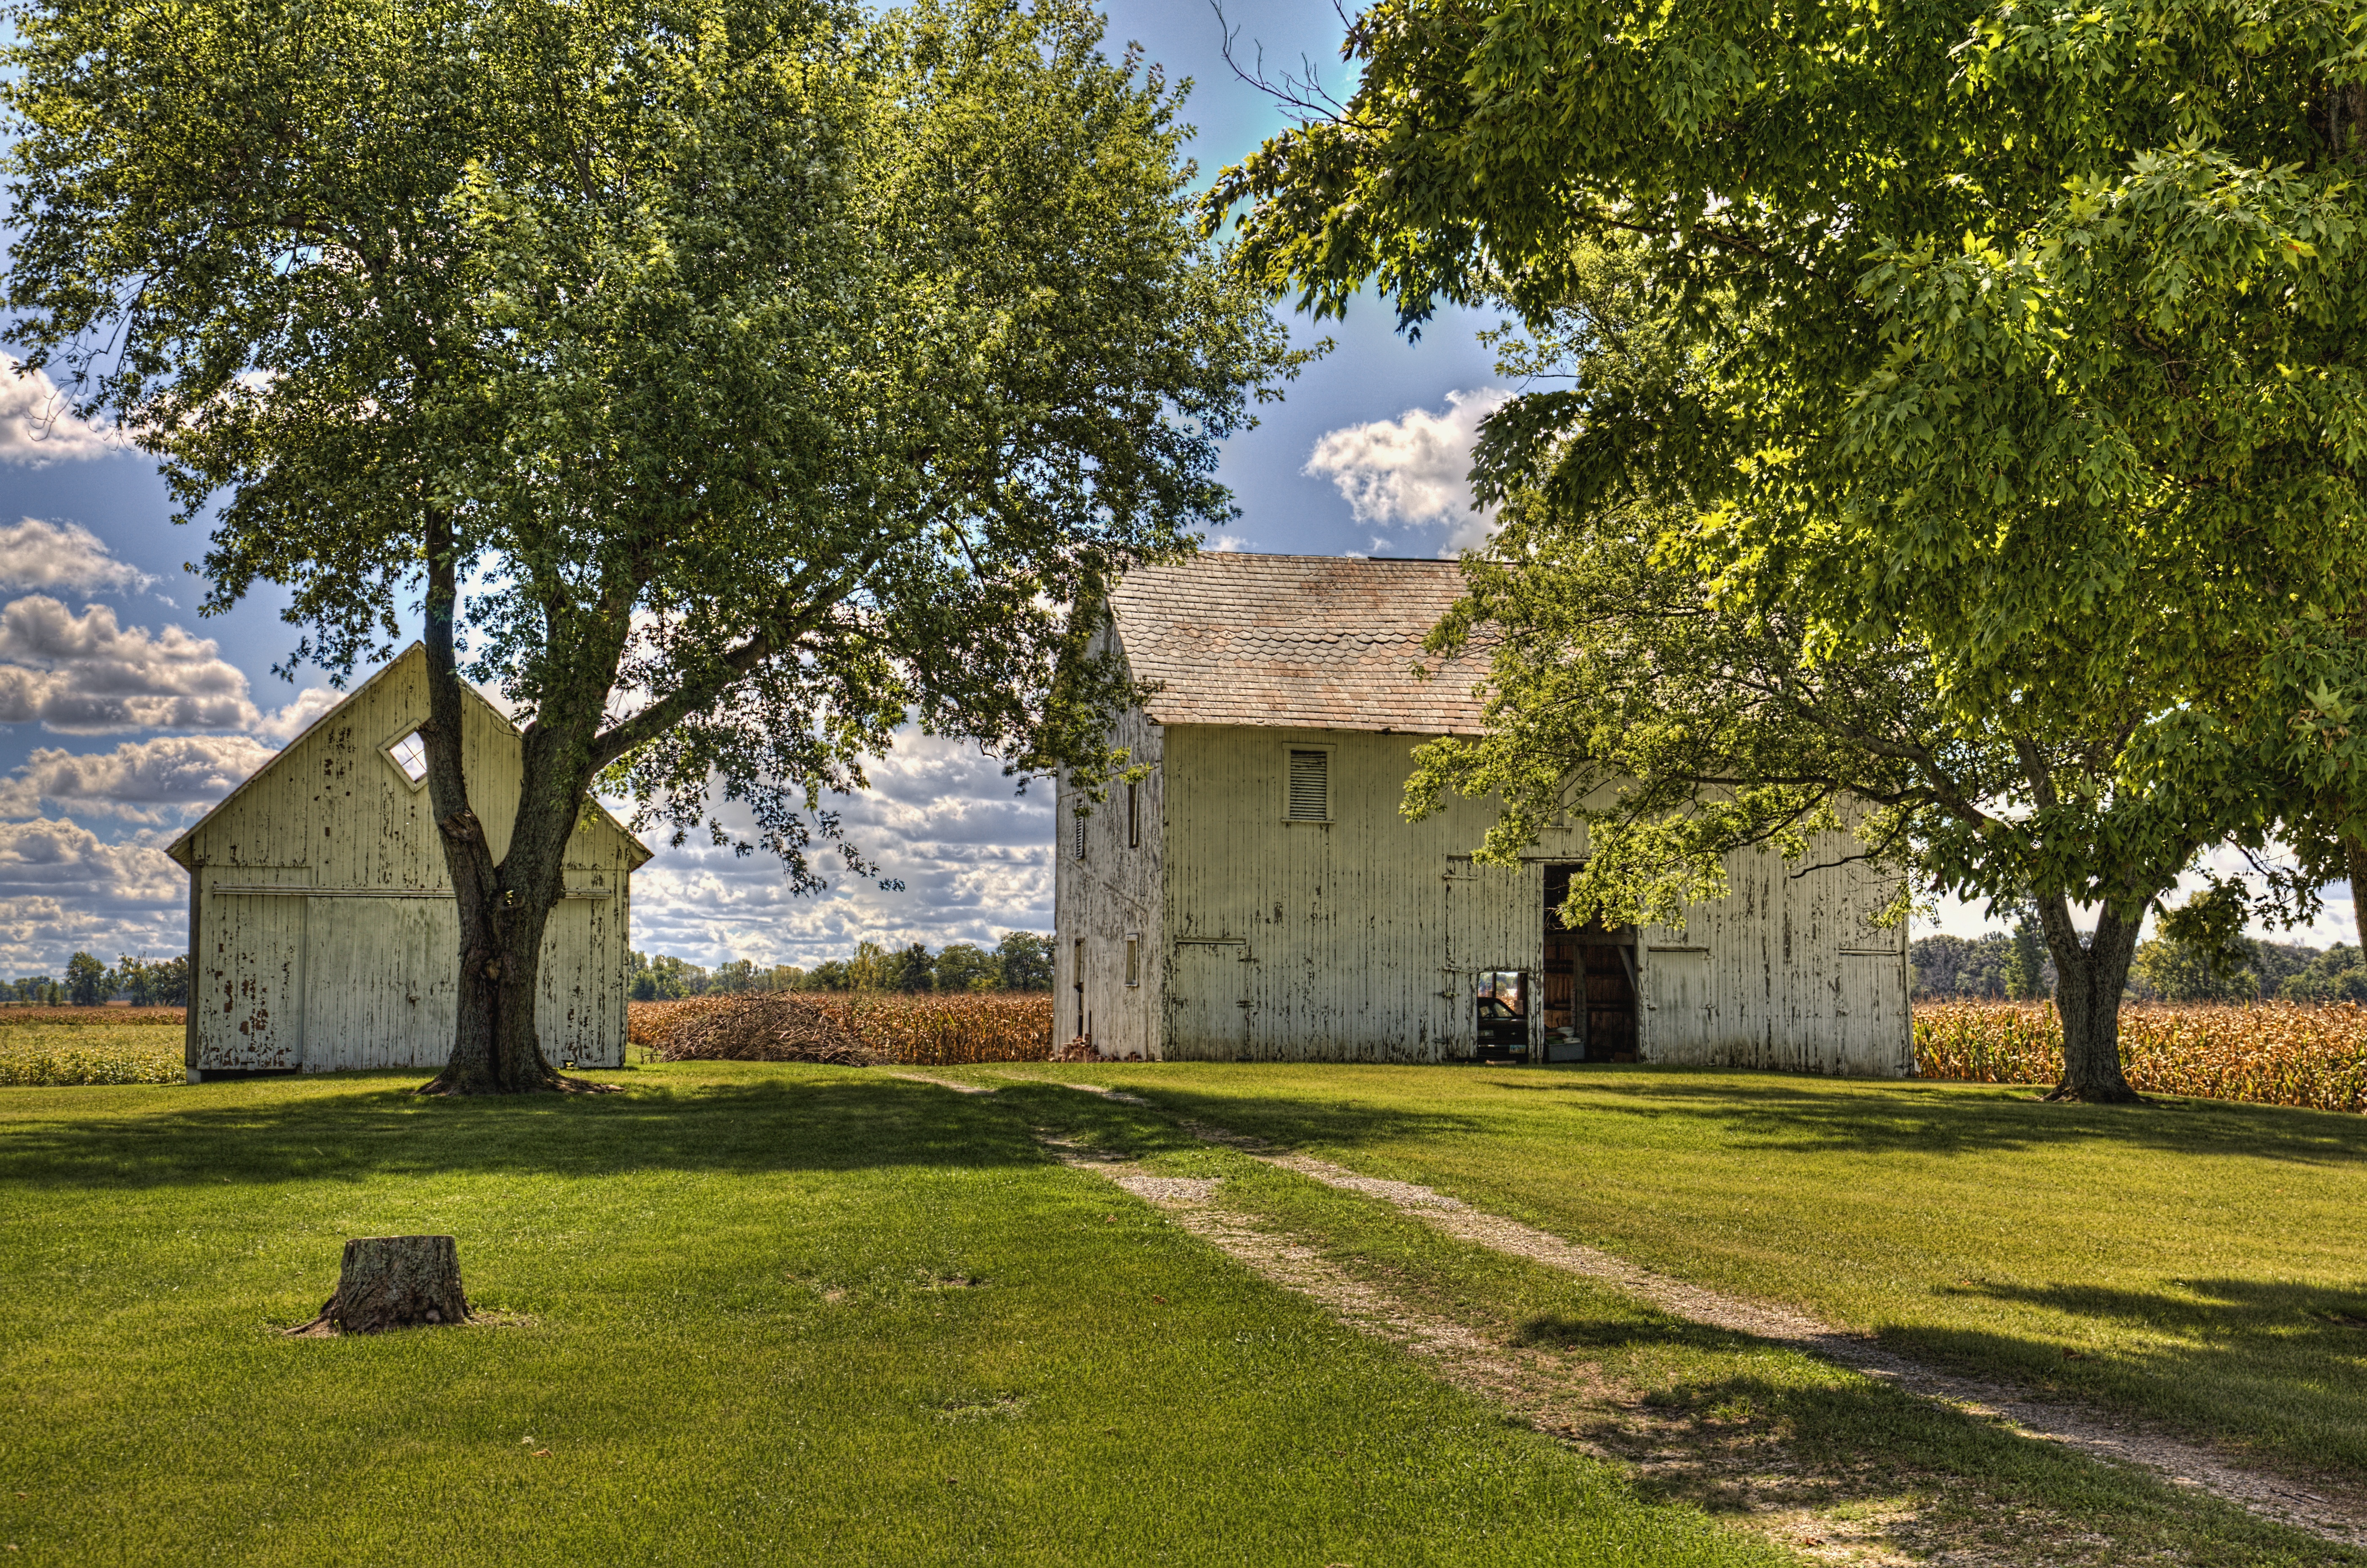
[0,1066,1779,1567]
[1031,1062,2367,1484]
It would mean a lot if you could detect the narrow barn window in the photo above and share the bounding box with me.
[1286,749,1329,821]
[384,729,429,789]
[1125,934,1140,987]
[1128,781,1140,848]
[1073,810,1087,860]
[1073,939,1086,1040]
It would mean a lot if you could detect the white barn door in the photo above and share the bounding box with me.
[1165,941,1247,1058]
[198,892,306,1070]
[304,896,459,1070]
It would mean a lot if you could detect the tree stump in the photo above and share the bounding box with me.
[291,1235,470,1335]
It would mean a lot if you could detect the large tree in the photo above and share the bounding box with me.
[6,0,1293,1091]
[1216,0,2367,1098]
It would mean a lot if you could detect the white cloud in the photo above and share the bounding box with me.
[0,734,275,822]
[1304,387,1512,551]
[1909,839,2364,949]
[626,732,1053,968]
[0,815,185,974]
[0,517,160,597]
[1203,532,1251,553]
[257,685,345,742]
[0,596,260,733]
[0,356,113,464]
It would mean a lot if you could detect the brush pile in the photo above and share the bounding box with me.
[630,990,1055,1066]
[632,993,877,1066]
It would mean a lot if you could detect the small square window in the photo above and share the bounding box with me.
[385,729,429,787]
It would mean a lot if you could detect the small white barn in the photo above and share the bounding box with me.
[167,644,649,1080]
[1054,553,1912,1073]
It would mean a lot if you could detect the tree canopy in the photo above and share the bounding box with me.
[6,0,1292,1089]
[1217,0,2367,1097]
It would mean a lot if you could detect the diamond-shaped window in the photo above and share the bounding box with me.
[385,730,429,787]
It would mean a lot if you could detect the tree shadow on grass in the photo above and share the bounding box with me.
[1125,1067,2367,1168]
[1507,1304,2367,1562]
[1048,1080,1496,1159]
[1889,1275,2367,1475]
[1509,1070,2367,1165]
[0,1069,1052,1190]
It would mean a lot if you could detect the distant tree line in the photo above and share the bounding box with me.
[1914,930,2367,1005]
[9,952,192,1007]
[629,932,1054,1001]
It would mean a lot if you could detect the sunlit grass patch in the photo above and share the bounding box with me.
[1030,1059,2367,1486]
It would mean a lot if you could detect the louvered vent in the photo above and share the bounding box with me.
[1287,749,1329,820]
[1074,811,1087,860]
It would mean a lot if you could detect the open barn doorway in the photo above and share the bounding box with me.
[1543,864,1639,1063]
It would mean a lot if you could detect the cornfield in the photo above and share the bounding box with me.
[1914,1001,2367,1113]
[629,992,1056,1067]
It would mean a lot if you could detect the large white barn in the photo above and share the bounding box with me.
[1053,553,1912,1073]
[167,645,648,1080]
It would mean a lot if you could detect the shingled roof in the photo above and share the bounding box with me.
[1108,553,1493,735]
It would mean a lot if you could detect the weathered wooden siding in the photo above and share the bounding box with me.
[1145,724,1578,1062]
[1061,719,1911,1074]
[1053,627,1163,1059]
[202,886,307,1069]
[174,646,645,1074]
[1635,835,1910,1075]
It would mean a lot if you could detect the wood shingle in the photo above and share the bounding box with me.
[1110,553,1491,735]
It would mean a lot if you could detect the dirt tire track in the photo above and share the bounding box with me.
[920,1072,2364,1551]
[1166,1114,2367,1550]
[1038,1133,1932,1564]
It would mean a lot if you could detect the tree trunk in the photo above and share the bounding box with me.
[2348,838,2367,956]
[2035,894,2144,1103]
[412,507,606,1096]
[290,1235,469,1335]
[421,802,570,1096]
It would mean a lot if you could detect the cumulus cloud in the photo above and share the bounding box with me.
[627,732,1053,967]
[0,517,161,597]
[0,734,275,822]
[0,816,185,974]
[1202,532,1251,553]
[257,684,345,742]
[0,356,113,464]
[1304,387,1512,551]
[0,596,260,733]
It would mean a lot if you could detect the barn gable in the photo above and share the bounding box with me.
[168,645,648,1077]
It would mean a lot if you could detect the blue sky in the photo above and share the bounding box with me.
[0,0,2340,976]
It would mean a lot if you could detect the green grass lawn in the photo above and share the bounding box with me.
[0,1066,1783,1566]
[1013,1063,2367,1486]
